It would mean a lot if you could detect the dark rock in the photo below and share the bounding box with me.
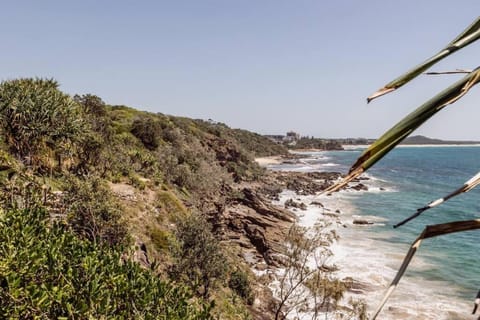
[245,224,269,256]
[350,183,368,191]
[284,198,307,210]
[353,219,373,225]
[240,188,295,222]
[310,201,324,207]
[271,171,342,195]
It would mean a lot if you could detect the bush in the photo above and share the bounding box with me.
[0,208,213,319]
[170,213,227,298]
[73,94,107,117]
[228,270,254,305]
[131,116,162,150]
[149,227,171,251]
[62,175,128,246]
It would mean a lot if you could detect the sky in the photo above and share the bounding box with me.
[2,1,480,140]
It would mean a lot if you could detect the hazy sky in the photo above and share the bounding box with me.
[2,1,480,139]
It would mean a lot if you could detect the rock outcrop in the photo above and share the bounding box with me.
[218,188,295,267]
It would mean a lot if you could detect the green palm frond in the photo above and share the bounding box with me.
[372,219,480,319]
[323,68,480,194]
[394,171,480,227]
[367,16,480,102]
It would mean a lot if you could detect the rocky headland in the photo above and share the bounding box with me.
[206,155,375,318]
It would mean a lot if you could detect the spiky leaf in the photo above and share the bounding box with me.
[372,219,480,319]
[368,17,480,102]
[324,68,480,194]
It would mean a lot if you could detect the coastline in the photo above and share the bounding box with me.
[254,152,472,319]
[249,159,373,319]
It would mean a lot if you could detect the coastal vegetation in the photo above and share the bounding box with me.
[287,137,343,151]
[0,77,364,318]
[0,77,274,319]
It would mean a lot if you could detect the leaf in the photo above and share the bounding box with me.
[323,68,480,194]
[367,17,480,102]
[372,219,480,319]
[394,171,480,227]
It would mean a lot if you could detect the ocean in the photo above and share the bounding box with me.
[269,146,480,319]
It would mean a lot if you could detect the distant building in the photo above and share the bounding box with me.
[264,131,300,144]
[285,131,300,142]
[264,135,285,144]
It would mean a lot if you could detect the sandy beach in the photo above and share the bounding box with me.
[254,156,284,166]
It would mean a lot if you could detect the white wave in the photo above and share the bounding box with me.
[278,191,471,319]
[320,162,339,167]
[327,196,471,320]
[270,157,472,319]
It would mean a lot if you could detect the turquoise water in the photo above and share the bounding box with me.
[319,147,480,300]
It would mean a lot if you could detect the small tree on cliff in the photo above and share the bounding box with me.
[274,222,339,320]
[170,213,227,298]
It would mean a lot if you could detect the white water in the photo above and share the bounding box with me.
[273,188,472,320]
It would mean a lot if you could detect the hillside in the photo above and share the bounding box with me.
[400,135,480,145]
[0,78,294,319]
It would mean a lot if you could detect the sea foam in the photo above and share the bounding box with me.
[271,150,474,319]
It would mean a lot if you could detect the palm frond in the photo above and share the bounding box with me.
[394,171,480,227]
[323,68,480,194]
[367,17,480,102]
[372,219,480,320]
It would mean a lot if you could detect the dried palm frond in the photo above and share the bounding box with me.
[372,219,480,319]
[367,17,480,102]
[323,68,480,194]
[394,171,480,227]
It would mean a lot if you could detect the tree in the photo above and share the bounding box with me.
[131,116,162,150]
[73,94,113,175]
[0,78,83,171]
[323,17,480,319]
[62,174,128,246]
[273,222,342,320]
[73,93,107,117]
[170,213,227,299]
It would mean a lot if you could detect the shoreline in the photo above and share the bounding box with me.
[254,155,284,166]
[255,153,471,319]
[249,166,372,319]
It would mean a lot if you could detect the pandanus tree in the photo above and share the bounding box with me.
[0,78,83,171]
[323,16,480,319]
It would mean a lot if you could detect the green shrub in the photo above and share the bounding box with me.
[74,94,107,117]
[149,227,171,251]
[0,208,213,319]
[131,116,162,150]
[228,270,254,305]
[170,213,227,298]
[0,78,83,171]
[62,175,128,246]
